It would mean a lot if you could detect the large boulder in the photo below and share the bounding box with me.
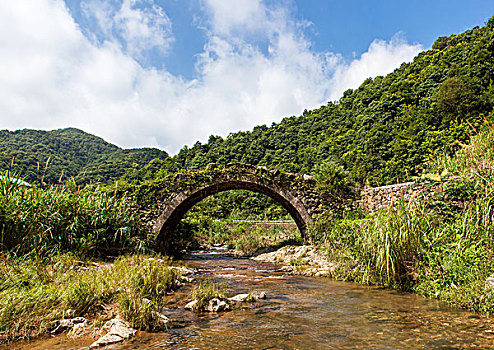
[228,291,266,303]
[51,317,88,334]
[184,300,199,310]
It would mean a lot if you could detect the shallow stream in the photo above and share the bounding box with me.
[17,248,494,349]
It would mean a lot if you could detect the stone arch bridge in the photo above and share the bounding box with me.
[127,163,329,253]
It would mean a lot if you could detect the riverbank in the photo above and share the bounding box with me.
[0,254,184,344]
[3,127,494,346]
[0,249,270,347]
[9,248,494,349]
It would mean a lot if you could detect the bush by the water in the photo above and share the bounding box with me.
[312,127,494,314]
[0,172,145,256]
[177,212,300,254]
[189,279,226,311]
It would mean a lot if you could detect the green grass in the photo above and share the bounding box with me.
[178,214,300,254]
[190,280,226,311]
[0,254,181,342]
[311,126,494,314]
[0,171,147,256]
[0,172,180,342]
[244,290,258,303]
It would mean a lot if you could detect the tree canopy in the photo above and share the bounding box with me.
[0,128,168,185]
[132,17,494,186]
[2,17,494,188]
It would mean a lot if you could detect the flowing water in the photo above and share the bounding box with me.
[16,248,494,349]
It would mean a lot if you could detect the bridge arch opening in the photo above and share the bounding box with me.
[154,180,312,253]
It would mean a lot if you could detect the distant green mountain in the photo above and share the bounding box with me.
[0,128,168,185]
[4,18,494,188]
[136,16,494,186]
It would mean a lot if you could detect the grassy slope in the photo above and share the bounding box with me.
[0,254,181,342]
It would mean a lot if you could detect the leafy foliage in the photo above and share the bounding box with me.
[0,128,168,185]
[313,126,494,314]
[190,280,226,311]
[0,170,145,256]
[130,17,494,186]
[0,254,180,341]
[313,161,354,212]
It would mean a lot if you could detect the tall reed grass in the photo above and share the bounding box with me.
[0,171,144,256]
[190,279,226,311]
[314,126,494,313]
[0,254,180,341]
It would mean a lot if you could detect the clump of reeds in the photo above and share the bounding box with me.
[0,170,145,256]
[314,126,494,313]
[0,254,180,342]
[189,279,226,311]
[115,256,179,330]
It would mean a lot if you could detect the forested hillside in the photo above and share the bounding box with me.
[2,18,494,188]
[135,16,494,186]
[0,128,168,185]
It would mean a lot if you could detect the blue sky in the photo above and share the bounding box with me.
[64,0,493,79]
[0,1,493,154]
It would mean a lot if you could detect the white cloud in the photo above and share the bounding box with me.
[81,0,174,60]
[329,34,422,100]
[0,0,422,155]
[200,0,264,35]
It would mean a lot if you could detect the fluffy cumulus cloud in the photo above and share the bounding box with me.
[0,0,422,154]
[80,0,174,61]
[328,34,423,100]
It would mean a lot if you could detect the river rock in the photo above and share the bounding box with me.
[181,276,196,283]
[171,266,197,285]
[313,268,332,277]
[51,317,88,334]
[89,317,136,348]
[184,298,230,312]
[228,293,250,302]
[172,266,197,276]
[90,334,123,348]
[228,291,266,303]
[279,265,294,272]
[252,245,338,277]
[184,300,199,310]
[254,291,266,299]
[303,174,315,181]
[152,311,171,328]
[252,245,312,264]
[485,274,494,290]
[205,298,230,312]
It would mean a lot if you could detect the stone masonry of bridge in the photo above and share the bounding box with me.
[126,163,329,253]
[123,162,446,253]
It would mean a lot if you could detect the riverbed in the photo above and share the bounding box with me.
[16,248,494,349]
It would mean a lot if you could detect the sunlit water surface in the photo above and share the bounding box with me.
[15,248,494,349]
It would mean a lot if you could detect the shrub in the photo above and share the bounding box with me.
[0,254,180,341]
[315,126,494,313]
[0,171,144,256]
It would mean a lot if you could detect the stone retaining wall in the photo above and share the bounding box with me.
[359,180,444,213]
